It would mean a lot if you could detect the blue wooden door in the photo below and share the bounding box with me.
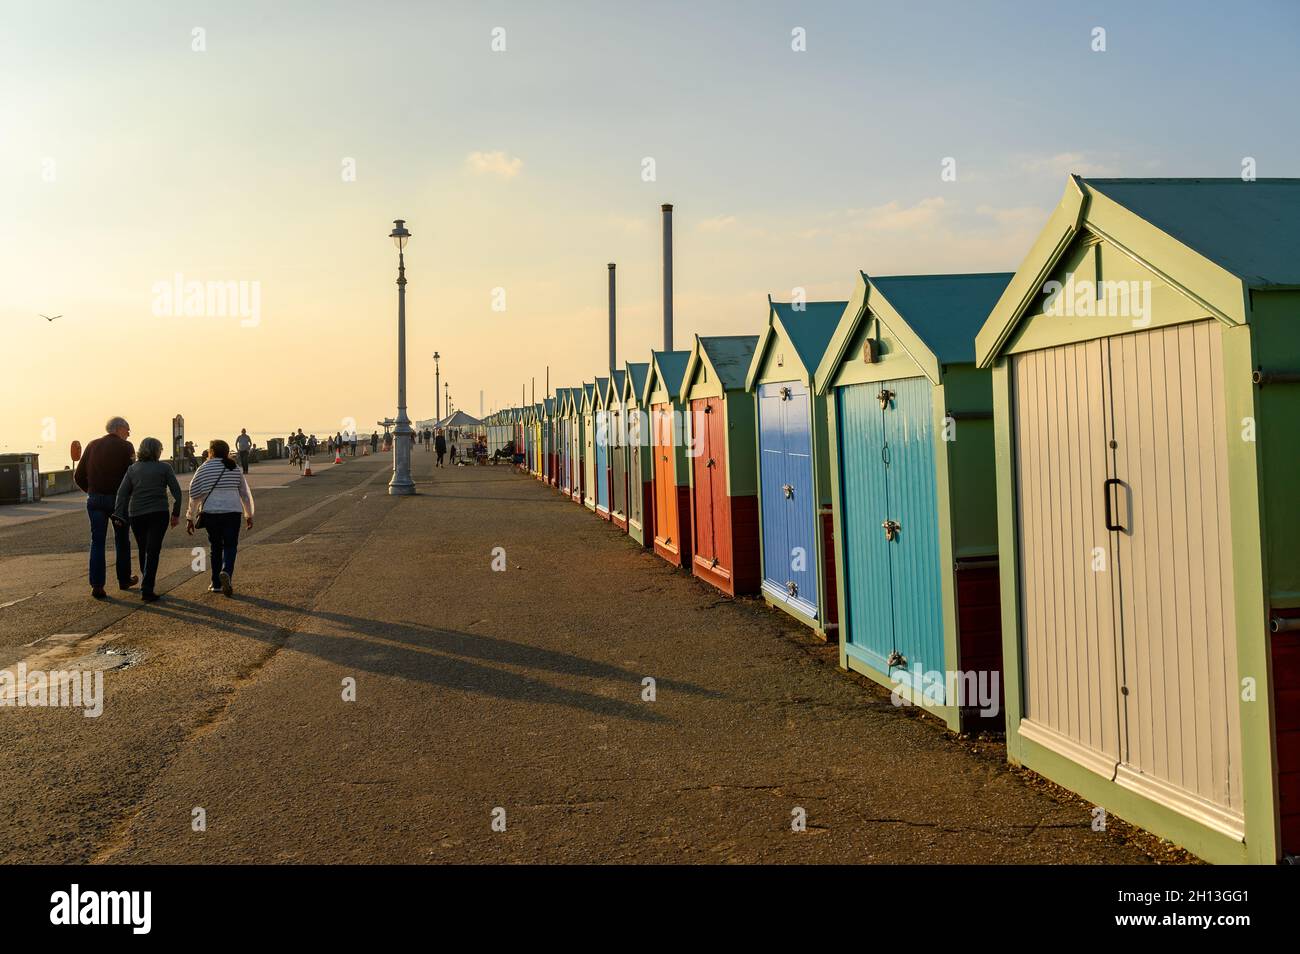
[882,377,944,693]
[595,410,610,510]
[758,382,818,619]
[837,383,894,670]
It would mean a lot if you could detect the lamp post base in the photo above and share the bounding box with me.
[387,476,417,496]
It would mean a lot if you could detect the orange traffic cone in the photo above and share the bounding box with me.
[334,448,343,464]
[304,459,314,477]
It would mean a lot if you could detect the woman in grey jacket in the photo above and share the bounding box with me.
[113,437,182,602]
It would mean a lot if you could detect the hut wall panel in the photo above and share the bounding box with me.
[1109,321,1241,816]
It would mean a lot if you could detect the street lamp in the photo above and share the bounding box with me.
[433,351,441,423]
[388,219,416,495]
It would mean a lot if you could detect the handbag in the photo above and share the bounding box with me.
[194,464,236,530]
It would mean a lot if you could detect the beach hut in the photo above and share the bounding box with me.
[643,350,693,567]
[623,361,654,548]
[975,176,1300,865]
[533,402,545,481]
[580,382,598,511]
[744,298,846,638]
[815,270,1012,733]
[555,389,574,495]
[543,397,557,485]
[568,387,585,503]
[592,376,612,520]
[679,335,762,596]
[606,371,629,531]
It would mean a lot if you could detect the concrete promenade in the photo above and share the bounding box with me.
[0,451,1167,863]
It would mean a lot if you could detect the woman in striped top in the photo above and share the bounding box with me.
[185,439,255,596]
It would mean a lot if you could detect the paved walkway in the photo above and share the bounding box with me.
[0,452,1159,863]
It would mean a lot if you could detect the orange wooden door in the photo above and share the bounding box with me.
[652,404,679,551]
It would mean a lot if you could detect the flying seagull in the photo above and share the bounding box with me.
[39,314,61,322]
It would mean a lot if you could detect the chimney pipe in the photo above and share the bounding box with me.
[608,263,617,371]
[661,203,673,351]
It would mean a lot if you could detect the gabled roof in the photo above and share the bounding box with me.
[624,361,650,406]
[746,298,847,390]
[437,409,484,428]
[815,271,1012,392]
[643,350,691,405]
[591,376,610,409]
[682,334,760,400]
[581,382,595,410]
[976,176,1300,366]
[606,370,626,406]
[1084,178,1300,289]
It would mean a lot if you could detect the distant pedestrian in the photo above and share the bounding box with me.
[435,431,446,467]
[370,431,378,454]
[235,428,253,474]
[74,416,138,599]
[113,437,182,603]
[186,439,254,597]
[308,434,318,455]
[351,432,359,456]
[450,443,457,465]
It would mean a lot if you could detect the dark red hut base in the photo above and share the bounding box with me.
[819,508,839,634]
[1273,606,1300,857]
[690,494,761,598]
[954,561,1004,732]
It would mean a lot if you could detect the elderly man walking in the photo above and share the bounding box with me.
[74,416,138,599]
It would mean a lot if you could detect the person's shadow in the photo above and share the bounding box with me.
[145,595,722,724]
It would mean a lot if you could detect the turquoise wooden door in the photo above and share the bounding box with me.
[837,377,943,692]
[837,383,894,670]
[882,377,944,695]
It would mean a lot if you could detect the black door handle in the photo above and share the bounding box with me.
[1103,477,1124,532]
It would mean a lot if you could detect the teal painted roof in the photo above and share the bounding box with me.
[608,369,626,398]
[651,350,691,394]
[1085,178,1300,288]
[625,361,650,401]
[869,272,1013,364]
[698,335,760,390]
[582,382,594,402]
[771,301,846,372]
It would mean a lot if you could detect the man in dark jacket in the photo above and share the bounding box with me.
[434,431,447,468]
[74,416,138,598]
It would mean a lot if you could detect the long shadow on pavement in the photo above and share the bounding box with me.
[140,596,681,724]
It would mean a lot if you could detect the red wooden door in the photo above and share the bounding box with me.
[691,400,717,564]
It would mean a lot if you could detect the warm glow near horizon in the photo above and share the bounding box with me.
[4,1,1298,467]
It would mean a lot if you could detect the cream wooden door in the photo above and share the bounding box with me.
[1010,339,1123,777]
[1106,321,1242,834]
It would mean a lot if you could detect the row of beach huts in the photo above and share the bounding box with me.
[484,176,1300,865]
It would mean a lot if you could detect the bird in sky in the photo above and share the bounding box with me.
[39,314,61,322]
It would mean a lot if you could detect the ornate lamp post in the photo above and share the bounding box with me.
[433,351,441,422]
[388,219,416,495]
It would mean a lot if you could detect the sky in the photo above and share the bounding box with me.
[3,0,1299,468]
